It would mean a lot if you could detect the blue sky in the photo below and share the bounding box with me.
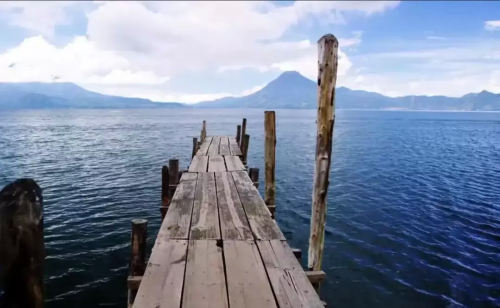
[0,1,499,103]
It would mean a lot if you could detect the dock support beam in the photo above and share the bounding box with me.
[128,219,147,307]
[242,134,250,167]
[308,34,338,292]
[160,166,170,220]
[169,159,180,199]
[249,168,259,188]
[192,137,198,159]
[236,125,241,144]
[240,118,247,149]
[201,120,207,142]
[0,179,44,308]
[264,111,276,219]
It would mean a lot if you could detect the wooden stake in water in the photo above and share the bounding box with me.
[192,137,198,159]
[264,111,276,212]
[236,125,241,144]
[161,166,170,220]
[169,159,179,199]
[128,219,148,306]
[308,34,338,276]
[242,134,250,166]
[240,118,247,149]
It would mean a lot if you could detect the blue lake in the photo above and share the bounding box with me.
[0,109,499,307]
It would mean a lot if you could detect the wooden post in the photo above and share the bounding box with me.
[192,137,198,158]
[242,134,250,166]
[161,166,170,220]
[168,159,179,199]
[240,118,247,149]
[201,120,207,142]
[264,111,276,218]
[249,168,259,188]
[236,125,241,144]
[128,219,148,307]
[0,179,44,308]
[308,34,338,287]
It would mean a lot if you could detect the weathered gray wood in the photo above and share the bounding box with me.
[236,125,241,144]
[196,137,212,156]
[133,239,187,308]
[158,173,197,239]
[161,165,170,220]
[228,137,238,146]
[215,172,253,240]
[231,171,284,240]
[309,34,338,273]
[224,156,245,172]
[192,137,198,159]
[208,155,226,172]
[169,159,180,198]
[182,240,228,308]
[190,173,220,240]
[264,111,276,208]
[249,168,259,188]
[188,156,208,172]
[224,240,277,308]
[0,179,44,308]
[306,271,326,284]
[219,137,231,155]
[128,219,148,306]
[240,118,247,149]
[128,275,142,290]
[201,120,207,141]
[229,144,243,156]
[208,136,221,156]
[257,240,324,308]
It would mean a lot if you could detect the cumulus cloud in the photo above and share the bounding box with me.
[485,20,500,31]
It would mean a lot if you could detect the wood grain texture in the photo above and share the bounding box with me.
[224,240,277,308]
[208,155,226,172]
[264,111,276,206]
[133,239,187,308]
[240,118,247,149]
[229,145,243,157]
[231,171,285,240]
[190,173,220,240]
[219,137,231,156]
[215,172,253,240]
[208,136,221,156]
[224,156,245,172]
[196,137,212,156]
[159,173,197,240]
[228,137,238,146]
[189,156,208,172]
[182,240,228,308]
[309,34,338,272]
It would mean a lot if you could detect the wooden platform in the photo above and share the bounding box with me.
[133,136,324,308]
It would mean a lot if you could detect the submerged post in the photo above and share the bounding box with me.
[161,166,170,220]
[236,125,241,144]
[169,159,180,199]
[240,118,247,149]
[242,134,250,167]
[0,179,44,308]
[128,219,148,307]
[264,111,276,217]
[192,137,198,159]
[308,34,338,279]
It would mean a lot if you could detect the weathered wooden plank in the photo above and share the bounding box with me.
[229,137,238,146]
[208,155,226,172]
[257,240,324,308]
[182,240,228,308]
[219,137,231,156]
[224,241,277,308]
[190,173,220,240]
[230,144,243,156]
[158,173,198,240]
[224,156,245,172]
[188,156,208,172]
[231,171,285,240]
[208,136,221,156]
[215,172,253,241]
[196,137,212,156]
[133,239,187,308]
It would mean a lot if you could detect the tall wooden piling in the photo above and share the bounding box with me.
[240,118,247,149]
[169,159,180,199]
[128,219,148,307]
[242,134,250,166]
[308,34,338,279]
[249,168,259,188]
[201,120,207,142]
[236,125,241,144]
[161,166,170,220]
[192,137,198,159]
[0,179,44,308]
[264,111,276,216]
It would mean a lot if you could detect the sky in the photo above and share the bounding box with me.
[0,1,500,103]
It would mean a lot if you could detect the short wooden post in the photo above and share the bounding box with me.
[249,168,259,188]
[192,137,198,158]
[264,111,276,218]
[242,134,250,166]
[308,34,338,291]
[0,179,44,308]
[240,118,247,149]
[160,166,170,220]
[201,120,207,141]
[168,159,179,199]
[236,125,241,144]
[128,219,148,307]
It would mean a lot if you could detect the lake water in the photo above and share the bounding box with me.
[0,109,499,308]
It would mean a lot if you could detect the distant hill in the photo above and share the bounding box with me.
[0,82,183,109]
[195,71,500,111]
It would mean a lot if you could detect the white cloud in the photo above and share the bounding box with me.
[485,20,500,31]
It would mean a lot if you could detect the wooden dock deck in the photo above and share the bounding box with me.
[133,135,324,308]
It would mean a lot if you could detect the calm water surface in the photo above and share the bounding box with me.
[0,109,499,308]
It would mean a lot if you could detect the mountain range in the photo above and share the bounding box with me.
[0,71,499,111]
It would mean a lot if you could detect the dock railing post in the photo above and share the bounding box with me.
[308,34,338,291]
[0,179,44,308]
[169,159,180,199]
[192,137,198,159]
[161,166,170,220]
[240,118,247,149]
[242,134,250,167]
[264,111,276,219]
[236,125,241,144]
[128,219,147,307]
